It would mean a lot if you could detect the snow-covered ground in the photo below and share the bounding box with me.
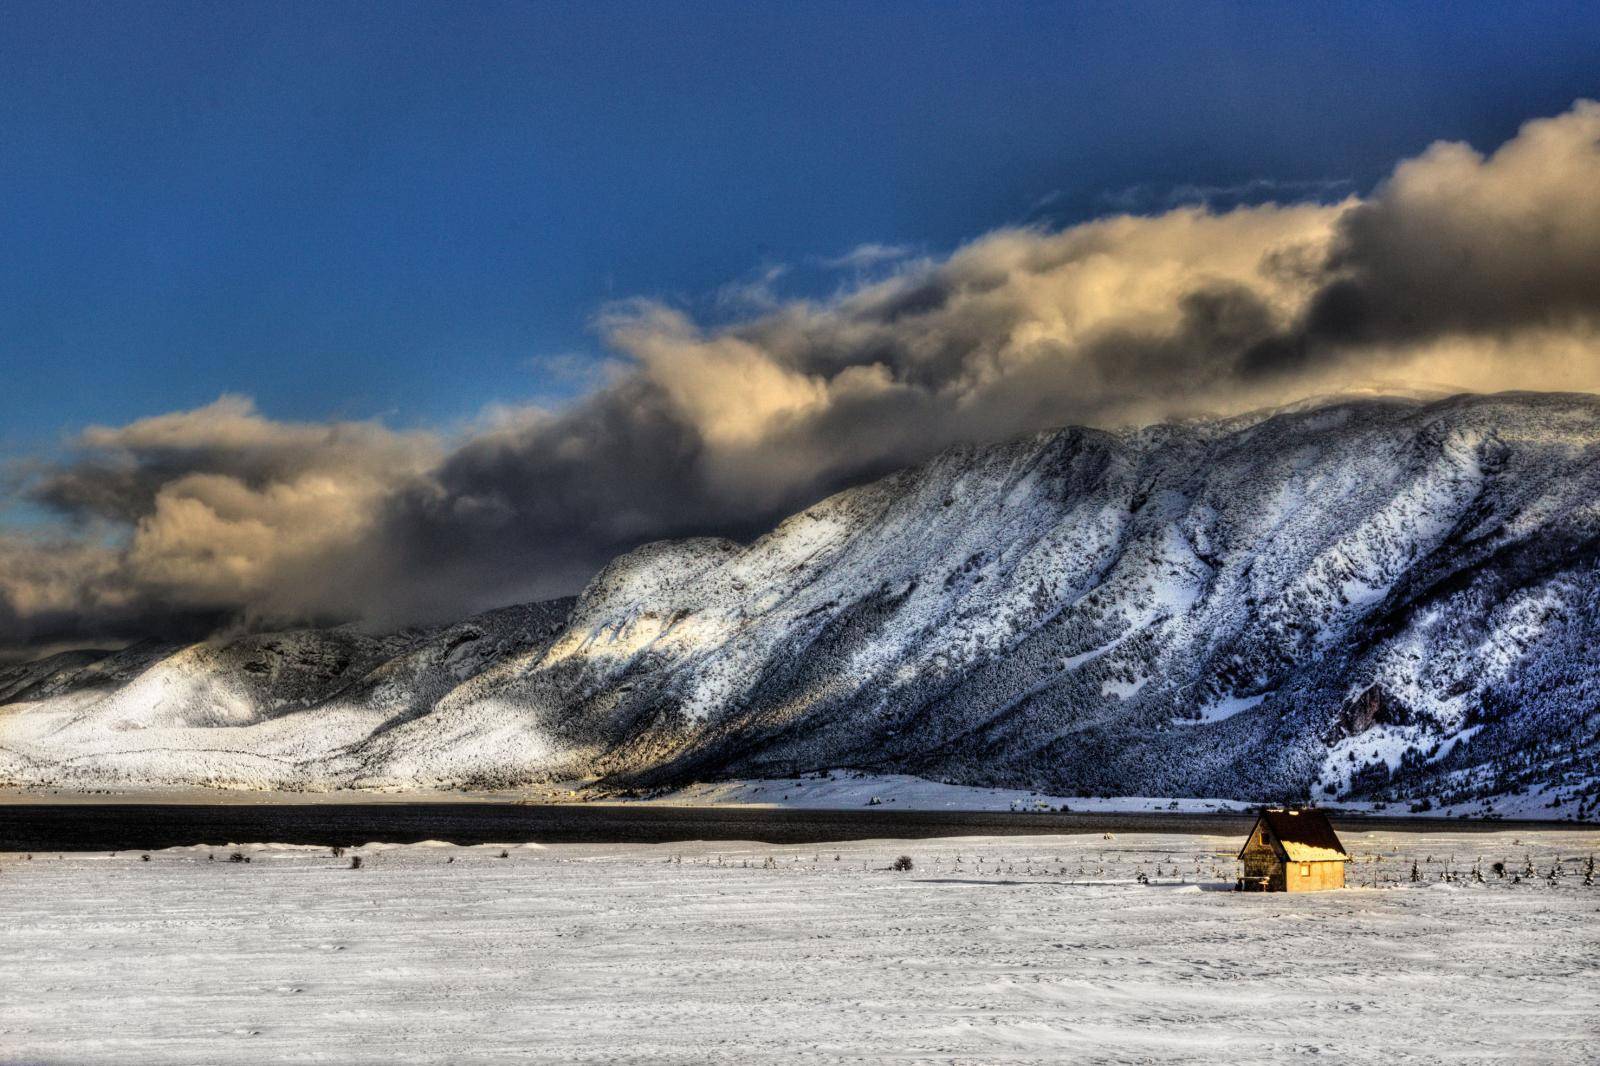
[3,828,1596,1064]
[3,766,1593,821]
[630,770,1593,821]
[633,771,1259,815]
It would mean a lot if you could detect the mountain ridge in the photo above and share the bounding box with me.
[3,392,1598,817]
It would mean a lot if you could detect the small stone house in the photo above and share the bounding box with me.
[1237,807,1350,892]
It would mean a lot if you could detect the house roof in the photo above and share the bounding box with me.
[1240,808,1350,863]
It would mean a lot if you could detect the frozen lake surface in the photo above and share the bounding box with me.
[3,827,1597,1064]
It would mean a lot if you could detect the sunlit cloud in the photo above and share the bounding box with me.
[4,101,1599,652]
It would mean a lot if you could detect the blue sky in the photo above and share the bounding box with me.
[5,0,1598,453]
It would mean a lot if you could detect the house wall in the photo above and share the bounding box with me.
[1284,860,1346,892]
[1240,835,1283,889]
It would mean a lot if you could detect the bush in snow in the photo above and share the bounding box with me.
[891,855,914,872]
[350,855,363,870]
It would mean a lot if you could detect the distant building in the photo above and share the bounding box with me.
[1237,808,1350,892]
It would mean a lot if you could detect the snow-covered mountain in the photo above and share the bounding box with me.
[3,393,1598,814]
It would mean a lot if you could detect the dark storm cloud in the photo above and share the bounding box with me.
[1242,100,1600,376]
[361,377,747,624]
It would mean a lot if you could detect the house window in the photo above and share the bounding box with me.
[1301,863,1311,877]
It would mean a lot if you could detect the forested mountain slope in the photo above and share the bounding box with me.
[3,393,1597,815]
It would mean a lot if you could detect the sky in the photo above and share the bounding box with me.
[3,2,1600,652]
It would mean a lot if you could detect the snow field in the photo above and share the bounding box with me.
[2,828,1597,1064]
[635,772,1257,814]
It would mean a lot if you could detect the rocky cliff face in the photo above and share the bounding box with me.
[4,393,1598,812]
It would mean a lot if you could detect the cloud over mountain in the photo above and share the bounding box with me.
[4,101,1599,652]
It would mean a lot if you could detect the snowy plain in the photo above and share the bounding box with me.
[3,765,1589,821]
[3,827,1597,1065]
[624,769,1592,822]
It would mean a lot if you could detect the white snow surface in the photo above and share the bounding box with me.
[637,771,1594,821]
[1176,692,1269,725]
[635,771,1257,814]
[2,827,1596,1064]
[3,766,1584,821]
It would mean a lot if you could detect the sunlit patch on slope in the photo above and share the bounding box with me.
[1173,691,1269,725]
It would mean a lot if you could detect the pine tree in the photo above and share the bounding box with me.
[1410,860,1422,883]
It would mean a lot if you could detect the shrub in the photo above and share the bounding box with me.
[891,855,914,872]
[229,851,246,864]
[350,855,363,870]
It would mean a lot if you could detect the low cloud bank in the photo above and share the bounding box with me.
[5,102,1599,653]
